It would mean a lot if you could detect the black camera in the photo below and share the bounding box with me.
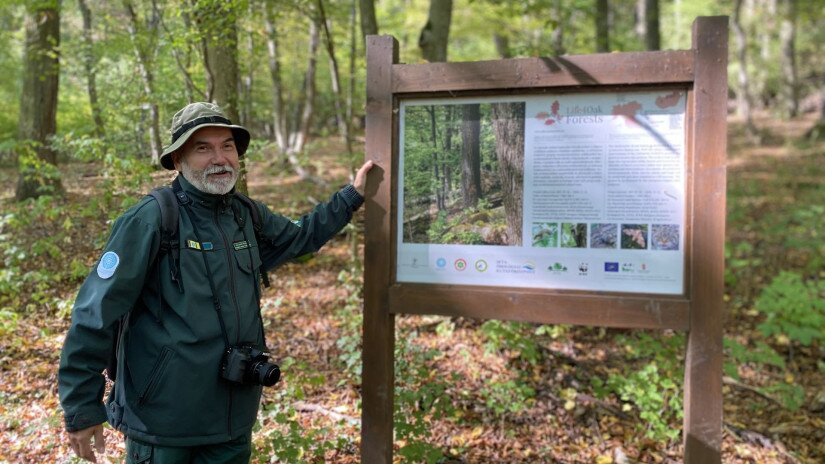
[220,344,280,387]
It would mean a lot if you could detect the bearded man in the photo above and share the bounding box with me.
[58,102,373,463]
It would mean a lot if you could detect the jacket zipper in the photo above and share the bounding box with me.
[214,207,240,438]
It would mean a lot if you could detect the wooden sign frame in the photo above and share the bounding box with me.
[362,16,727,464]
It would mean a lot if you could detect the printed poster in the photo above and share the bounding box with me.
[396,90,687,295]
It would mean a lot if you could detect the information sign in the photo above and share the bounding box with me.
[397,91,687,294]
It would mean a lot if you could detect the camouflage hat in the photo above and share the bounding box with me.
[160,102,251,170]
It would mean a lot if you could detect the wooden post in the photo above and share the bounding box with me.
[684,16,727,464]
[361,35,397,464]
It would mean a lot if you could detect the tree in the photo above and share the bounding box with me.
[732,0,758,140]
[16,1,62,200]
[418,0,453,62]
[264,2,321,181]
[192,0,248,193]
[636,0,660,50]
[595,0,609,52]
[123,0,163,166]
[779,0,799,117]
[77,0,105,137]
[358,0,378,42]
[460,104,481,208]
[490,102,524,245]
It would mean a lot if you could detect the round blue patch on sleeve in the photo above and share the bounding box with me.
[97,251,120,279]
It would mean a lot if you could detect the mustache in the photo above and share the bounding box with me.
[204,165,234,175]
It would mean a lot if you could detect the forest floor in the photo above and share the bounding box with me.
[0,114,824,463]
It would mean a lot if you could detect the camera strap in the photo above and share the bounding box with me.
[181,200,232,351]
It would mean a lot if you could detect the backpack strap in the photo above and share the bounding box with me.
[233,192,271,288]
[107,183,183,382]
[149,181,183,293]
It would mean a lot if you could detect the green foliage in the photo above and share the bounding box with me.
[724,338,785,380]
[592,332,685,443]
[480,378,535,415]
[481,320,541,365]
[334,268,363,383]
[256,358,353,462]
[756,271,825,346]
[394,333,453,463]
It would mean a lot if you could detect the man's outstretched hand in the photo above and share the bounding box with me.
[353,160,375,197]
[68,424,105,462]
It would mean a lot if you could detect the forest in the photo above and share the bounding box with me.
[1,0,824,463]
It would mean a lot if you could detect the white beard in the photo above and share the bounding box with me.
[180,161,238,195]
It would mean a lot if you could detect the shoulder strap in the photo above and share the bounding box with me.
[149,182,184,292]
[233,192,270,288]
[107,183,183,382]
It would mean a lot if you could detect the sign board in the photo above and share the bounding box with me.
[362,16,727,464]
[396,92,687,294]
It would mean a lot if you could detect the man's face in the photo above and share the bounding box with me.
[173,126,240,195]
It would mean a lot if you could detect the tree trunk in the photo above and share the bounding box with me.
[193,0,247,193]
[636,0,660,50]
[263,5,320,182]
[241,0,255,127]
[16,3,62,200]
[779,0,798,117]
[264,2,287,151]
[595,0,610,52]
[318,0,352,155]
[550,0,564,56]
[491,102,524,246]
[732,0,758,140]
[427,107,445,211]
[124,0,163,166]
[358,0,378,42]
[461,104,481,209]
[418,0,453,62]
[77,0,105,138]
[493,34,511,59]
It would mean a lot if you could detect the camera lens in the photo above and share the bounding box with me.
[251,361,280,387]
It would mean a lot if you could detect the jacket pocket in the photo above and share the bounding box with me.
[125,437,152,463]
[137,346,174,407]
[233,245,262,275]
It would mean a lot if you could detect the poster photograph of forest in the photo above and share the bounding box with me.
[400,99,525,247]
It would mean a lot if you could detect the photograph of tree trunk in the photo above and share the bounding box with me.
[402,101,525,246]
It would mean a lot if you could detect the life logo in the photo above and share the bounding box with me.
[454,258,468,271]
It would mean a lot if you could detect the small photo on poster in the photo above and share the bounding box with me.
[621,224,649,250]
[531,222,559,247]
[561,223,588,248]
[401,101,526,247]
[651,224,680,250]
[590,223,618,249]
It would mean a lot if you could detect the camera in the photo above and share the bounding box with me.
[220,344,280,387]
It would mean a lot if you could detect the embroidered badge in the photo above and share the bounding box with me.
[97,251,120,279]
[233,240,250,251]
[186,240,202,250]
[202,242,213,251]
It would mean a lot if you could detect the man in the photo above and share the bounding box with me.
[58,102,373,463]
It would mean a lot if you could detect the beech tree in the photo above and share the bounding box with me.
[460,104,481,208]
[418,0,453,62]
[123,0,163,166]
[490,102,524,245]
[16,1,61,200]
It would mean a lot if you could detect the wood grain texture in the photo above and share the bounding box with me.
[392,51,694,94]
[683,16,728,464]
[389,284,690,330]
[361,35,397,464]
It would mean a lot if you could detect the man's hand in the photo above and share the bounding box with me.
[353,160,375,196]
[68,424,105,463]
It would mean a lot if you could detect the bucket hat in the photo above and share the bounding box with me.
[160,102,251,170]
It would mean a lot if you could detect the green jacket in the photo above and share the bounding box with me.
[58,175,363,446]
